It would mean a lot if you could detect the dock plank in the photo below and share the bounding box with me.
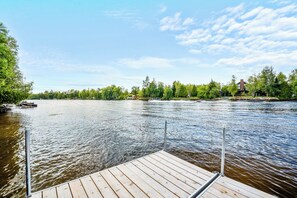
[138,157,196,194]
[149,154,207,184]
[214,177,276,198]
[80,176,103,198]
[31,151,276,198]
[90,172,118,198]
[156,151,211,180]
[31,191,42,198]
[42,187,57,198]
[202,191,233,198]
[131,159,189,197]
[124,161,178,197]
[155,153,238,197]
[68,179,87,198]
[100,169,133,198]
[143,155,200,188]
[158,152,275,198]
[109,166,149,198]
[145,154,222,198]
[117,164,164,198]
[56,183,72,198]
[159,151,213,177]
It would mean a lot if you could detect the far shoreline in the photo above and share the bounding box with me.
[27,96,297,102]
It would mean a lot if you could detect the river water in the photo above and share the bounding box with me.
[0,100,296,197]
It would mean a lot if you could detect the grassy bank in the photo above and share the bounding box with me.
[136,96,296,102]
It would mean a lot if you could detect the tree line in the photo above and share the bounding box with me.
[30,66,297,100]
[30,85,129,100]
[0,23,32,105]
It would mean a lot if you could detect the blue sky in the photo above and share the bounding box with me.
[1,0,297,92]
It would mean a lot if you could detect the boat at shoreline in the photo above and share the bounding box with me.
[18,101,38,108]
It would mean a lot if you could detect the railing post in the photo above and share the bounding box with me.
[163,120,167,150]
[220,127,226,176]
[25,129,31,197]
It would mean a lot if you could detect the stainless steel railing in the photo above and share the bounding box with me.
[25,129,31,197]
[221,127,226,176]
[25,121,226,197]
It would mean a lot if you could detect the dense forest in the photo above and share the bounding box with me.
[30,66,297,100]
[0,22,32,105]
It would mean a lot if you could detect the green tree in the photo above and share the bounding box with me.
[0,22,32,104]
[172,81,176,97]
[186,84,194,97]
[163,85,173,100]
[197,85,208,99]
[179,84,187,97]
[149,79,158,97]
[142,76,150,97]
[289,69,297,98]
[208,80,220,99]
[131,86,140,96]
[157,82,164,98]
[191,85,197,97]
[174,81,187,97]
[246,74,260,97]
[138,89,144,97]
[173,81,181,97]
[227,75,238,97]
[274,72,291,99]
[221,85,230,97]
[197,81,220,99]
[259,66,276,97]
[120,89,129,99]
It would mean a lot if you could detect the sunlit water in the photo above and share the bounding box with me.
[0,100,296,197]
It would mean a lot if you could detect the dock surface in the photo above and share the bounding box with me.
[31,151,275,198]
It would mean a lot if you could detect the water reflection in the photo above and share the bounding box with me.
[0,112,24,197]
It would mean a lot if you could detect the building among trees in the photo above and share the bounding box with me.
[237,79,248,95]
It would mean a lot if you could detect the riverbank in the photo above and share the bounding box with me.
[0,105,12,113]
[229,96,297,101]
[28,96,297,102]
[230,96,280,101]
[137,96,297,102]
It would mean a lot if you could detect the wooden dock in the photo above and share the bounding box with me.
[31,151,276,198]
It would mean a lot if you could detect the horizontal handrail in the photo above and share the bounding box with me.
[188,172,221,198]
[25,129,31,198]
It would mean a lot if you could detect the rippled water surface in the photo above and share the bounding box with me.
[0,100,296,197]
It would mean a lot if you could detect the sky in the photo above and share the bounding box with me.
[1,0,297,92]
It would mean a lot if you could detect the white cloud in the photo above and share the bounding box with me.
[160,12,194,31]
[240,7,264,20]
[215,50,297,73]
[225,3,245,16]
[160,2,297,70]
[183,18,194,26]
[176,29,211,45]
[269,0,292,6]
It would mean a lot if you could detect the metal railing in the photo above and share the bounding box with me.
[221,127,226,176]
[163,120,167,150]
[25,121,226,198]
[162,120,226,198]
[25,129,31,198]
